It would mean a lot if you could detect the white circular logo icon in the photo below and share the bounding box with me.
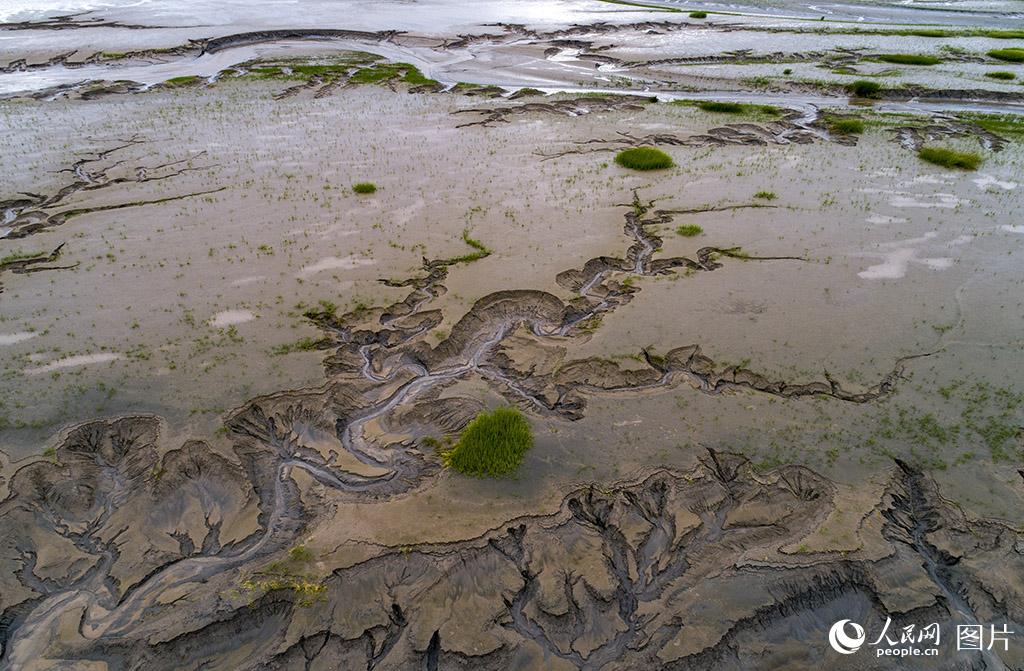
[829,619,866,654]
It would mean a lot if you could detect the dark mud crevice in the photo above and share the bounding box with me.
[0,12,162,32]
[1,136,220,241]
[0,242,75,293]
[201,28,402,55]
[891,120,1008,152]
[883,460,1008,669]
[537,108,829,160]
[50,457,1022,670]
[452,94,657,128]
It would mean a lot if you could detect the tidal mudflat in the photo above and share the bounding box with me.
[1,0,1023,669]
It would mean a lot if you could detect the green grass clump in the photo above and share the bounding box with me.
[828,118,865,134]
[989,48,1024,63]
[674,100,779,118]
[164,75,201,87]
[443,407,533,477]
[676,224,703,237]
[689,11,708,18]
[918,146,982,170]
[846,80,882,98]
[352,182,377,194]
[614,146,674,170]
[698,101,744,113]
[875,53,941,65]
[980,30,1024,39]
[984,71,1016,80]
[754,190,777,200]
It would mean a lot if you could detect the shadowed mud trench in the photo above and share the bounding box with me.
[2,1,1024,669]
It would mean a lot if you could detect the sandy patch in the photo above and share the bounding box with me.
[0,331,36,346]
[209,310,256,327]
[230,275,266,286]
[298,255,376,276]
[973,175,1017,191]
[865,215,907,225]
[24,353,121,375]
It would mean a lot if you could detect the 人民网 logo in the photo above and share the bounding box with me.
[829,620,866,655]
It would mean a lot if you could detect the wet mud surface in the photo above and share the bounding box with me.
[1,1,1023,669]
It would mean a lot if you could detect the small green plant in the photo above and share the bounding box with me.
[675,224,703,237]
[614,146,674,170]
[689,10,707,18]
[876,54,941,65]
[289,545,314,562]
[985,71,1016,80]
[828,118,865,134]
[783,68,793,75]
[352,182,377,194]
[918,146,982,170]
[846,80,882,98]
[754,190,777,200]
[443,407,533,477]
[988,48,1024,63]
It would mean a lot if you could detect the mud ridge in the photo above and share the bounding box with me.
[37,457,1023,669]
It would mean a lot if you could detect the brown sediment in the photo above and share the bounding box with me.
[19,453,1018,670]
[0,179,944,666]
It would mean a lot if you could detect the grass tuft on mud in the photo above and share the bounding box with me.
[988,48,1024,63]
[828,118,865,135]
[846,80,882,98]
[352,182,377,194]
[443,407,533,477]
[918,146,982,170]
[614,147,674,170]
[984,71,1016,80]
[675,224,703,237]
[875,54,941,66]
